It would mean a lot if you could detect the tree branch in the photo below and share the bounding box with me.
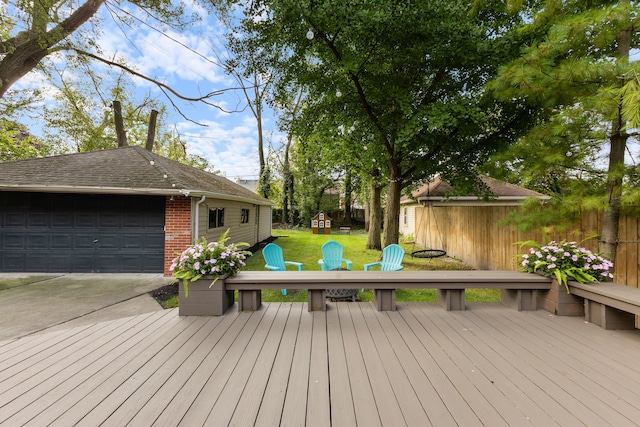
[70,48,247,114]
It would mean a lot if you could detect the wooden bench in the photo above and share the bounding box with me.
[225,270,552,312]
[568,281,640,330]
[338,226,351,234]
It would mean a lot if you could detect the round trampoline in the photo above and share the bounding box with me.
[411,249,447,259]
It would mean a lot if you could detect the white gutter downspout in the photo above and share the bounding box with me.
[194,195,207,241]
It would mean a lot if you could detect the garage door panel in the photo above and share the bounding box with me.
[75,212,100,228]
[51,213,73,227]
[100,213,121,228]
[27,234,48,249]
[71,254,94,271]
[147,234,165,249]
[96,234,120,249]
[95,255,118,271]
[51,234,73,250]
[121,234,144,249]
[145,213,165,228]
[27,212,49,227]
[3,233,24,249]
[120,256,144,272]
[75,234,96,249]
[5,213,26,227]
[122,213,144,228]
[2,254,24,271]
[28,254,50,272]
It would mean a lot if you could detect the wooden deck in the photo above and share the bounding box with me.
[1,302,640,426]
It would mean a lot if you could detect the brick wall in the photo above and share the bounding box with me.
[164,196,192,276]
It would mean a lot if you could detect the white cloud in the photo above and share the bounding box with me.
[176,115,261,179]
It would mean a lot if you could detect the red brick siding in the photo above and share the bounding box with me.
[164,196,192,276]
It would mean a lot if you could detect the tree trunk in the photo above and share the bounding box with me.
[366,181,382,250]
[383,177,401,247]
[0,0,106,98]
[364,198,370,231]
[254,76,270,199]
[601,8,631,263]
[145,109,158,151]
[287,174,295,224]
[343,167,352,225]
[282,133,293,225]
[113,100,127,147]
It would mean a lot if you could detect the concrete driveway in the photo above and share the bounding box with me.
[0,273,173,340]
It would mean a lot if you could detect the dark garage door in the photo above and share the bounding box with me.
[0,192,165,273]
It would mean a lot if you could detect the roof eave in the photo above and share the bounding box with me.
[0,185,182,196]
[181,190,274,206]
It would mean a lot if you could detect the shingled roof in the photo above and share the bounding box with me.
[0,146,272,205]
[402,175,548,206]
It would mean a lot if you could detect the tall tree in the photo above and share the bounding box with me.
[0,120,55,161]
[237,0,534,247]
[39,65,215,168]
[0,0,232,106]
[223,58,274,198]
[277,89,305,225]
[491,0,639,261]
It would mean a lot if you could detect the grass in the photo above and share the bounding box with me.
[159,295,179,309]
[241,228,501,303]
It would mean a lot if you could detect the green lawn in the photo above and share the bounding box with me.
[242,228,500,303]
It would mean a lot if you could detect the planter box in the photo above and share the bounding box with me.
[178,276,234,316]
[537,279,585,316]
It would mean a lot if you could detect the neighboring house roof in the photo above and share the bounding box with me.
[401,175,549,207]
[0,146,272,205]
[236,179,258,193]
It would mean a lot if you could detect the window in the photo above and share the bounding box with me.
[208,207,225,229]
[241,208,250,224]
[403,208,408,225]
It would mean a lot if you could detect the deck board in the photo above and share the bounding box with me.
[349,303,408,427]
[280,302,313,426]
[338,302,382,427]
[253,303,303,426]
[360,303,430,427]
[376,307,458,426]
[325,303,357,427]
[226,303,292,427]
[2,302,640,426]
[204,303,281,426]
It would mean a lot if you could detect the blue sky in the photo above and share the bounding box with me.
[11,2,282,181]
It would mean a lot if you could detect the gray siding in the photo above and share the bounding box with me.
[194,198,261,246]
[257,205,272,242]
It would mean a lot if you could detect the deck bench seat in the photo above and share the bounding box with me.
[568,281,640,330]
[225,270,552,312]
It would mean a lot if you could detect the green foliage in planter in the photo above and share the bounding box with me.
[518,239,614,292]
[170,229,251,297]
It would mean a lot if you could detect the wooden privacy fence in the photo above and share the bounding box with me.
[415,206,640,289]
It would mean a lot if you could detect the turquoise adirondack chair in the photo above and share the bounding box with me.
[262,243,303,295]
[318,241,353,271]
[364,244,405,271]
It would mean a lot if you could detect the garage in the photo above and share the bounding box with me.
[0,192,165,273]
